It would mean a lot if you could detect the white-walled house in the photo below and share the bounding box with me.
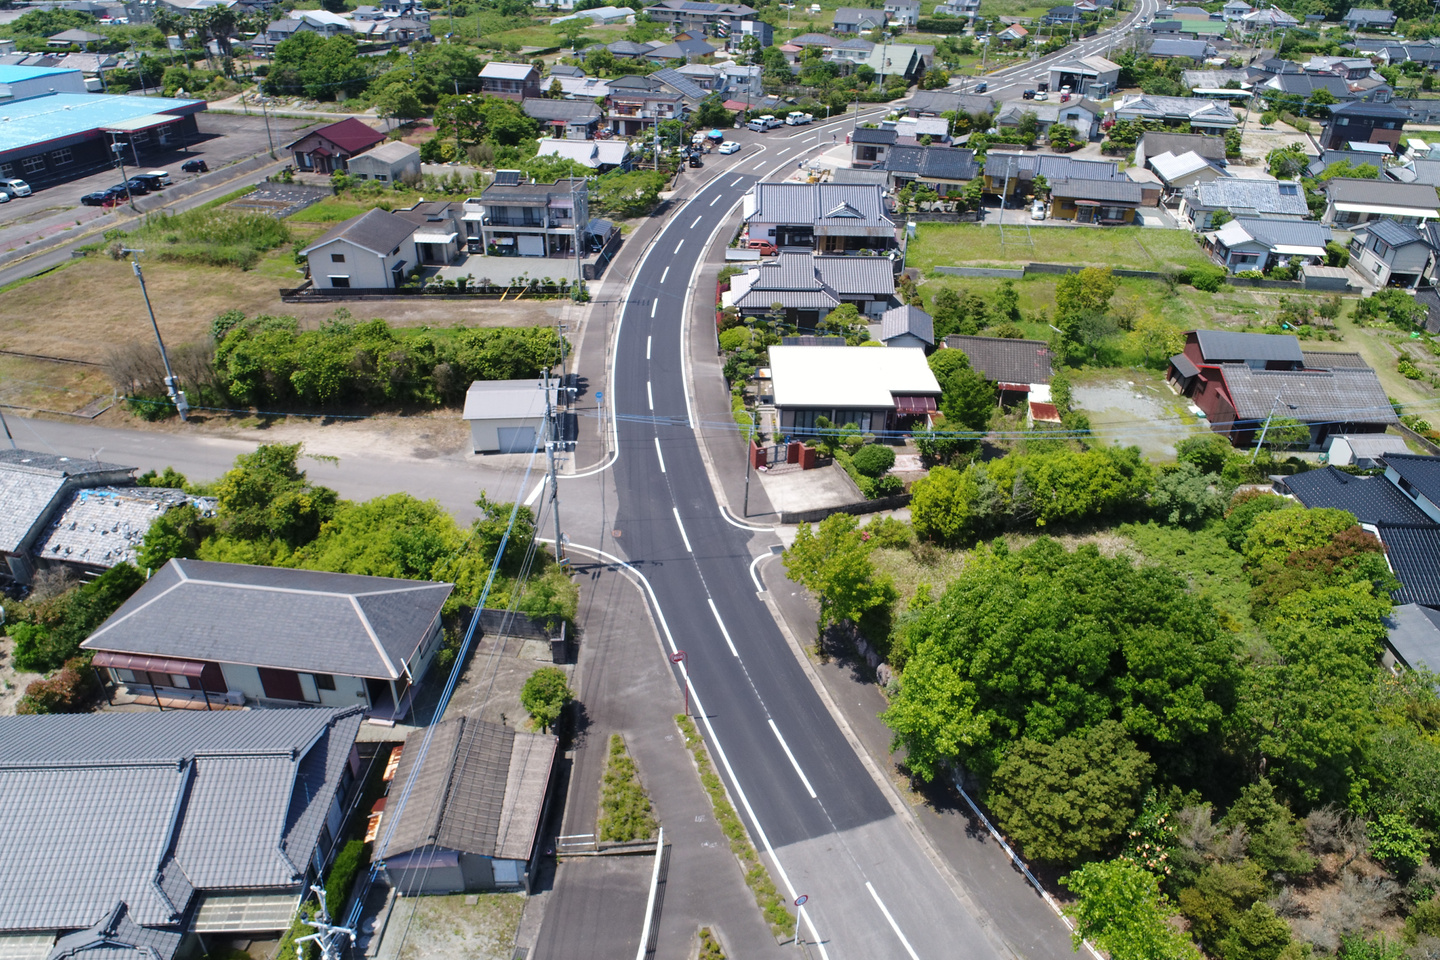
[83,559,453,720]
[299,207,418,289]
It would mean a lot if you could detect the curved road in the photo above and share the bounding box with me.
[598,161,1020,958]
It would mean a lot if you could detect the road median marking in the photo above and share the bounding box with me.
[768,718,817,799]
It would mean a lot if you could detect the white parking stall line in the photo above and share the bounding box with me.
[767,718,817,799]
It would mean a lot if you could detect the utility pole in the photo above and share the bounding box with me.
[294,885,354,960]
[544,371,564,562]
[0,406,14,449]
[1250,393,1283,463]
[109,134,137,211]
[260,95,276,158]
[124,251,189,422]
[743,408,756,517]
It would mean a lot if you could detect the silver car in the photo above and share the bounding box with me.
[0,178,32,198]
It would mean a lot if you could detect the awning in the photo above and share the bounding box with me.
[1333,201,1439,218]
[1169,353,1200,379]
[1072,199,1102,206]
[310,147,331,157]
[893,395,938,414]
[1030,401,1062,422]
[413,230,458,244]
[461,212,486,222]
[100,113,182,134]
[1271,244,1326,256]
[91,651,205,676]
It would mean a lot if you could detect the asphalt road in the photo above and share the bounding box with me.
[598,156,1012,958]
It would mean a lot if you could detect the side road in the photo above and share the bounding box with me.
[525,559,786,960]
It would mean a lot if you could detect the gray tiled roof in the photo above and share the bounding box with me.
[1194,329,1305,363]
[1150,37,1211,57]
[1227,216,1334,250]
[907,90,993,117]
[83,559,453,680]
[1187,178,1308,215]
[943,335,1053,384]
[300,208,416,258]
[1346,7,1396,22]
[0,450,135,555]
[1139,131,1226,161]
[1385,452,1440,505]
[1051,177,1144,202]
[0,708,363,939]
[852,126,898,145]
[1282,466,1432,524]
[49,903,182,960]
[747,182,893,231]
[983,152,1121,182]
[881,145,978,181]
[521,97,601,122]
[1331,98,1410,119]
[1302,350,1370,368]
[1268,72,1349,97]
[1378,523,1440,606]
[34,487,214,570]
[1327,177,1440,210]
[1219,364,1398,423]
[376,717,556,863]
[880,305,933,344]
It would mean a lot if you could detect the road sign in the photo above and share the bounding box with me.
[670,652,685,663]
[596,391,603,400]
[794,895,808,907]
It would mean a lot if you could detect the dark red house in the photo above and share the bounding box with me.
[1167,330,1396,447]
[286,117,387,175]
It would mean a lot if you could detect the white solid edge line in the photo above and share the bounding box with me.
[707,597,740,656]
[672,506,693,553]
[543,538,829,960]
[950,776,1106,960]
[719,504,775,531]
[748,552,767,593]
[767,718,817,800]
[647,381,653,411]
[571,166,734,481]
[633,827,664,960]
[654,436,666,473]
[523,477,546,507]
[866,882,922,960]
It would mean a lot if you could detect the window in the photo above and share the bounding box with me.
[50,147,73,166]
[376,174,388,181]
[329,275,351,288]
[331,253,346,263]
[20,155,44,174]
[313,673,336,690]
[0,163,12,177]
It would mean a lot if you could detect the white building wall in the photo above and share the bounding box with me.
[1385,465,1440,523]
[468,415,547,452]
[220,663,266,700]
[310,237,413,290]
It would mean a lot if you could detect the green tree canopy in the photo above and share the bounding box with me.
[989,721,1155,864]
[1063,859,1202,960]
[212,443,338,550]
[783,513,897,631]
[883,539,1236,782]
[1241,507,1358,571]
[521,666,573,732]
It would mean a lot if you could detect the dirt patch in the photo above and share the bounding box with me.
[381,893,526,960]
[1073,373,1196,461]
[424,629,572,731]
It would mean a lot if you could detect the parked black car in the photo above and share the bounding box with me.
[687,153,703,168]
[80,191,110,206]
[1022,89,1035,100]
[122,178,151,194]
[181,158,208,173]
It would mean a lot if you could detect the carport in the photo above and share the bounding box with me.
[101,113,185,167]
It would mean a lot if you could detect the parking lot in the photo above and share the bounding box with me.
[0,112,314,256]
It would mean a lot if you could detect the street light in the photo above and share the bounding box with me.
[670,651,688,716]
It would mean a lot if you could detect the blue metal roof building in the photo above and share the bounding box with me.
[0,90,206,189]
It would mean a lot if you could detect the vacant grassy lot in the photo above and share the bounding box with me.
[908,223,1214,273]
[386,893,526,960]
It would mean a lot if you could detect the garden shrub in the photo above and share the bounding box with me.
[598,734,657,842]
[852,444,896,478]
[16,657,98,715]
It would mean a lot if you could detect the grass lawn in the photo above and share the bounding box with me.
[907,223,1214,273]
[293,196,402,223]
[491,24,569,47]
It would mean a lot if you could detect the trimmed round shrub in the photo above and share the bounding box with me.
[852,443,897,478]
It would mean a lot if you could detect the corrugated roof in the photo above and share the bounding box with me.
[1283,466,1432,524]
[1216,216,1333,251]
[944,335,1053,384]
[1378,523,1440,606]
[461,379,556,421]
[1194,329,1305,363]
[1387,602,1440,671]
[83,559,453,680]
[983,152,1121,182]
[376,717,555,862]
[1326,177,1440,208]
[0,450,135,555]
[0,708,363,937]
[34,486,214,570]
[1219,364,1398,423]
[1384,452,1440,506]
[1140,131,1227,161]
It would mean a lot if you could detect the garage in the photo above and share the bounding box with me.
[462,379,557,454]
[497,426,537,453]
[517,235,545,257]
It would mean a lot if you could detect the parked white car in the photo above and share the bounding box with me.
[1031,199,1046,220]
[785,111,814,125]
[0,178,32,198]
[719,140,741,154]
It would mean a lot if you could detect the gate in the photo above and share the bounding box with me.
[764,443,787,466]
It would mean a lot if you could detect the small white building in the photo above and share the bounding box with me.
[463,379,558,453]
[1326,433,1410,467]
[300,208,417,290]
[347,140,421,184]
